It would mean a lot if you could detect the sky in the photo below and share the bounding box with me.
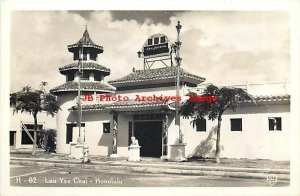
[10,10,290,92]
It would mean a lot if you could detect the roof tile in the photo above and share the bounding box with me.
[59,62,110,73]
[50,81,115,94]
[108,67,205,84]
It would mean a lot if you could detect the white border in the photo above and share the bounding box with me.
[1,0,300,196]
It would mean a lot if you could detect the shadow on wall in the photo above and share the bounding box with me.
[98,132,113,155]
[189,126,224,158]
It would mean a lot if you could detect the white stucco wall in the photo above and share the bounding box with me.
[10,108,56,148]
[182,103,290,161]
[80,112,132,157]
[81,112,112,156]
[57,101,133,157]
[55,83,290,161]
[56,93,77,154]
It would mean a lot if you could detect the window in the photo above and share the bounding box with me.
[90,53,97,61]
[73,53,79,61]
[231,118,242,131]
[66,123,85,144]
[81,72,90,80]
[196,118,206,132]
[94,73,102,81]
[148,39,153,45]
[154,37,159,44]
[66,124,74,144]
[83,52,87,61]
[160,36,166,43]
[67,73,75,81]
[21,124,43,144]
[21,130,34,144]
[269,117,282,131]
[103,122,110,133]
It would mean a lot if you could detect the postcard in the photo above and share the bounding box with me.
[1,0,300,196]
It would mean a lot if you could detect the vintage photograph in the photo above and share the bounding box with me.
[1,3,299,195]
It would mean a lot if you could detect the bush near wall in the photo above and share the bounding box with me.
[38,129,57,153]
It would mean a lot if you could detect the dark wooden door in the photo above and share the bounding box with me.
[134,121,162,157]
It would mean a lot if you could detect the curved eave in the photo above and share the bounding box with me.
[69,102,175,112]
[67,44,103,54]
[59,67,110,76]
[51,88,115,94]
[59,62,111,76]
[50,82,116,95]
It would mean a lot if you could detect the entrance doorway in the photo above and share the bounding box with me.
[134,121,162,157]
[10,131,16,146]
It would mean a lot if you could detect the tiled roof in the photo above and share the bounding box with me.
[250,94,290,102]
[59,62,110,74]
[50,81,115,94]
[69,100,173,111]
[68,94,290,112]
[77,29,96,45]
[108,67,205,85]
[68,29,103,51]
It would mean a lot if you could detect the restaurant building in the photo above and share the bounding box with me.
[50,27,290,161]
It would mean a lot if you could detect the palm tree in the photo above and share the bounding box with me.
[180,84,254,163]
[10,82,60,155]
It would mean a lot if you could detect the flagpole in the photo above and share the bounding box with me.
[77,43,82,143]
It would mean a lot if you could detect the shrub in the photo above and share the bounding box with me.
[38,129,57,153]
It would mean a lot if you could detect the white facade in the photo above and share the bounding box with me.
[54,82,290,161]
[10,109,56,148]
[183,103,290,160]
[51,29,290,161]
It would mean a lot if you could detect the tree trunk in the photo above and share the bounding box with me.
[215,113,223,163]
[32,112,38,156]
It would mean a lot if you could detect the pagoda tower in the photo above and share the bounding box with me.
[51,27,115,154]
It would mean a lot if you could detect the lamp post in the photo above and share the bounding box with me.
[137,50,147,70]
[137,51,142,58]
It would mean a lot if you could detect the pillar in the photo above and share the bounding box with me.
[161,113,168,158]
[110,112,119,157]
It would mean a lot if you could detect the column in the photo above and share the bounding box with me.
[110,112,119,157]
[162,113,168,158]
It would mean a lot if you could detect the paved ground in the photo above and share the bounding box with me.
[10,152,290,170]
[10,165,289,187]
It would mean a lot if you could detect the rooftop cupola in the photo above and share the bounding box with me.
[50,27,115,95]
[67,26,104,62]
